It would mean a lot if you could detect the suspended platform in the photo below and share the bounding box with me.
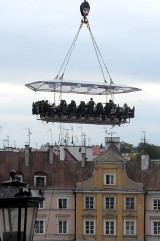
[26,79,140,126]
[36,111,134,126]
[25,1,142,127]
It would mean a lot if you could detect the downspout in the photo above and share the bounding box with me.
[74,190,76,241]
[144,190,147,241]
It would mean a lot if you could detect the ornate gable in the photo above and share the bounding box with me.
[94,143,126,164]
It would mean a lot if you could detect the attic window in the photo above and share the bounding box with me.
[16,175,23,182]
[34,175,46,187]
[104,174,115,185]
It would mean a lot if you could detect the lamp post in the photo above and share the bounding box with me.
[0,170,44,241]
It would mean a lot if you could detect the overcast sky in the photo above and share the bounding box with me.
[0,0,160,149]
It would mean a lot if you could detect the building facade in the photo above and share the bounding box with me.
[0,144,160,240]
[75,144,145,241]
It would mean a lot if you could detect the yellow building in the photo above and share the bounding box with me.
[75,144,145,241]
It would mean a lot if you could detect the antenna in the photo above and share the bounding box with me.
[82,133,86,146]
[3,136,10,148]
[106,129,116,142]
[74,136,79,145]
[142,131,146,142]
[48,128,53,145]
[142,130,147,154]
[25,128,32,146]
[71,125,74,145]
[13,141,16,148]
[64,128,69,147]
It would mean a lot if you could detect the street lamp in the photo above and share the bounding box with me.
[0,170,44,241]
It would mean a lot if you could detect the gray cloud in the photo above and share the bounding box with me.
[0,0,160,148]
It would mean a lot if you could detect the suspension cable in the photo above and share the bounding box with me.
[55,0,113,85]
[55,23,82,79]
[86,21,107,83]
[86,21,114,84]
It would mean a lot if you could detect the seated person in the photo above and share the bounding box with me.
[95,102,103,115]
[86,98,95,115]
[77,101,86,117]
[67,100,76,114]
[58,100,67,114]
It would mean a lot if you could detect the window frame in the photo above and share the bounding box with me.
[104,173,115,185]
[124,220,136,235]
[38,200,45,209]
[34,219,45,235]
[34,175,46,187]
[152,220,160,235]
[58,220,68,234]
[104,220,116,235]
[84,196,95,209]
[105,196,116,210]
[153,199,160,210]
[124,197,136,211]
[84,220,96,235]
[16,175,23,182]
[58,198,68,209]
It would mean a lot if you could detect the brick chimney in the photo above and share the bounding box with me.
[81,152,86,167]
[141,155,149,171]
[48,146,54,164]
[105,137,120,151]
[25,145,30,167]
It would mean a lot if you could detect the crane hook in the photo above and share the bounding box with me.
[80,0,90,18]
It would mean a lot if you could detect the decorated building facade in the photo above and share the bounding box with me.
[0,143,160,241]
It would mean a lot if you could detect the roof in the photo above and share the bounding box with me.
[1,147,160,191]
[0,149,94,189]
[126,161,160,190]
[25,78,141,95]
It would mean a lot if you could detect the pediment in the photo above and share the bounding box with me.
[82,214,97,218]
[94,148,126,163]
[103,213,117,218]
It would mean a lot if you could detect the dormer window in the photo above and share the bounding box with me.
[16,175,23,182]
[34,175,46,187]
[104,174,115,185]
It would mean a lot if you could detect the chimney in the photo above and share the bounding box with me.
[141,155,149,171]
[81,153,86,167]
[25,145,30,167]
[59,146,65,160]
[105,137,120,151]
[48,146,54,164]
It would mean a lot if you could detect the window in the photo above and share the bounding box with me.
[35,220,45,234]
[39,200,44,209]
[34,176,46,187]
[84,220,95,235]
[153,199,160,210]
[105,221,116,235]
[58,198,67,209]
[85,196,94,209]
[58,221,67,234]
[16,175,23,182]
[125,197,135,210]
[105,197,115,210]
[105,174,115,185]
[153,221,160,235]
[124,221,136,235]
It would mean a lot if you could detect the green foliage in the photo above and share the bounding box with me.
[120,142,134,153]
[120,141,160,160]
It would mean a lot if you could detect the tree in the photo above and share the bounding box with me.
[120,141,160,161]
[120,142,134,153]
